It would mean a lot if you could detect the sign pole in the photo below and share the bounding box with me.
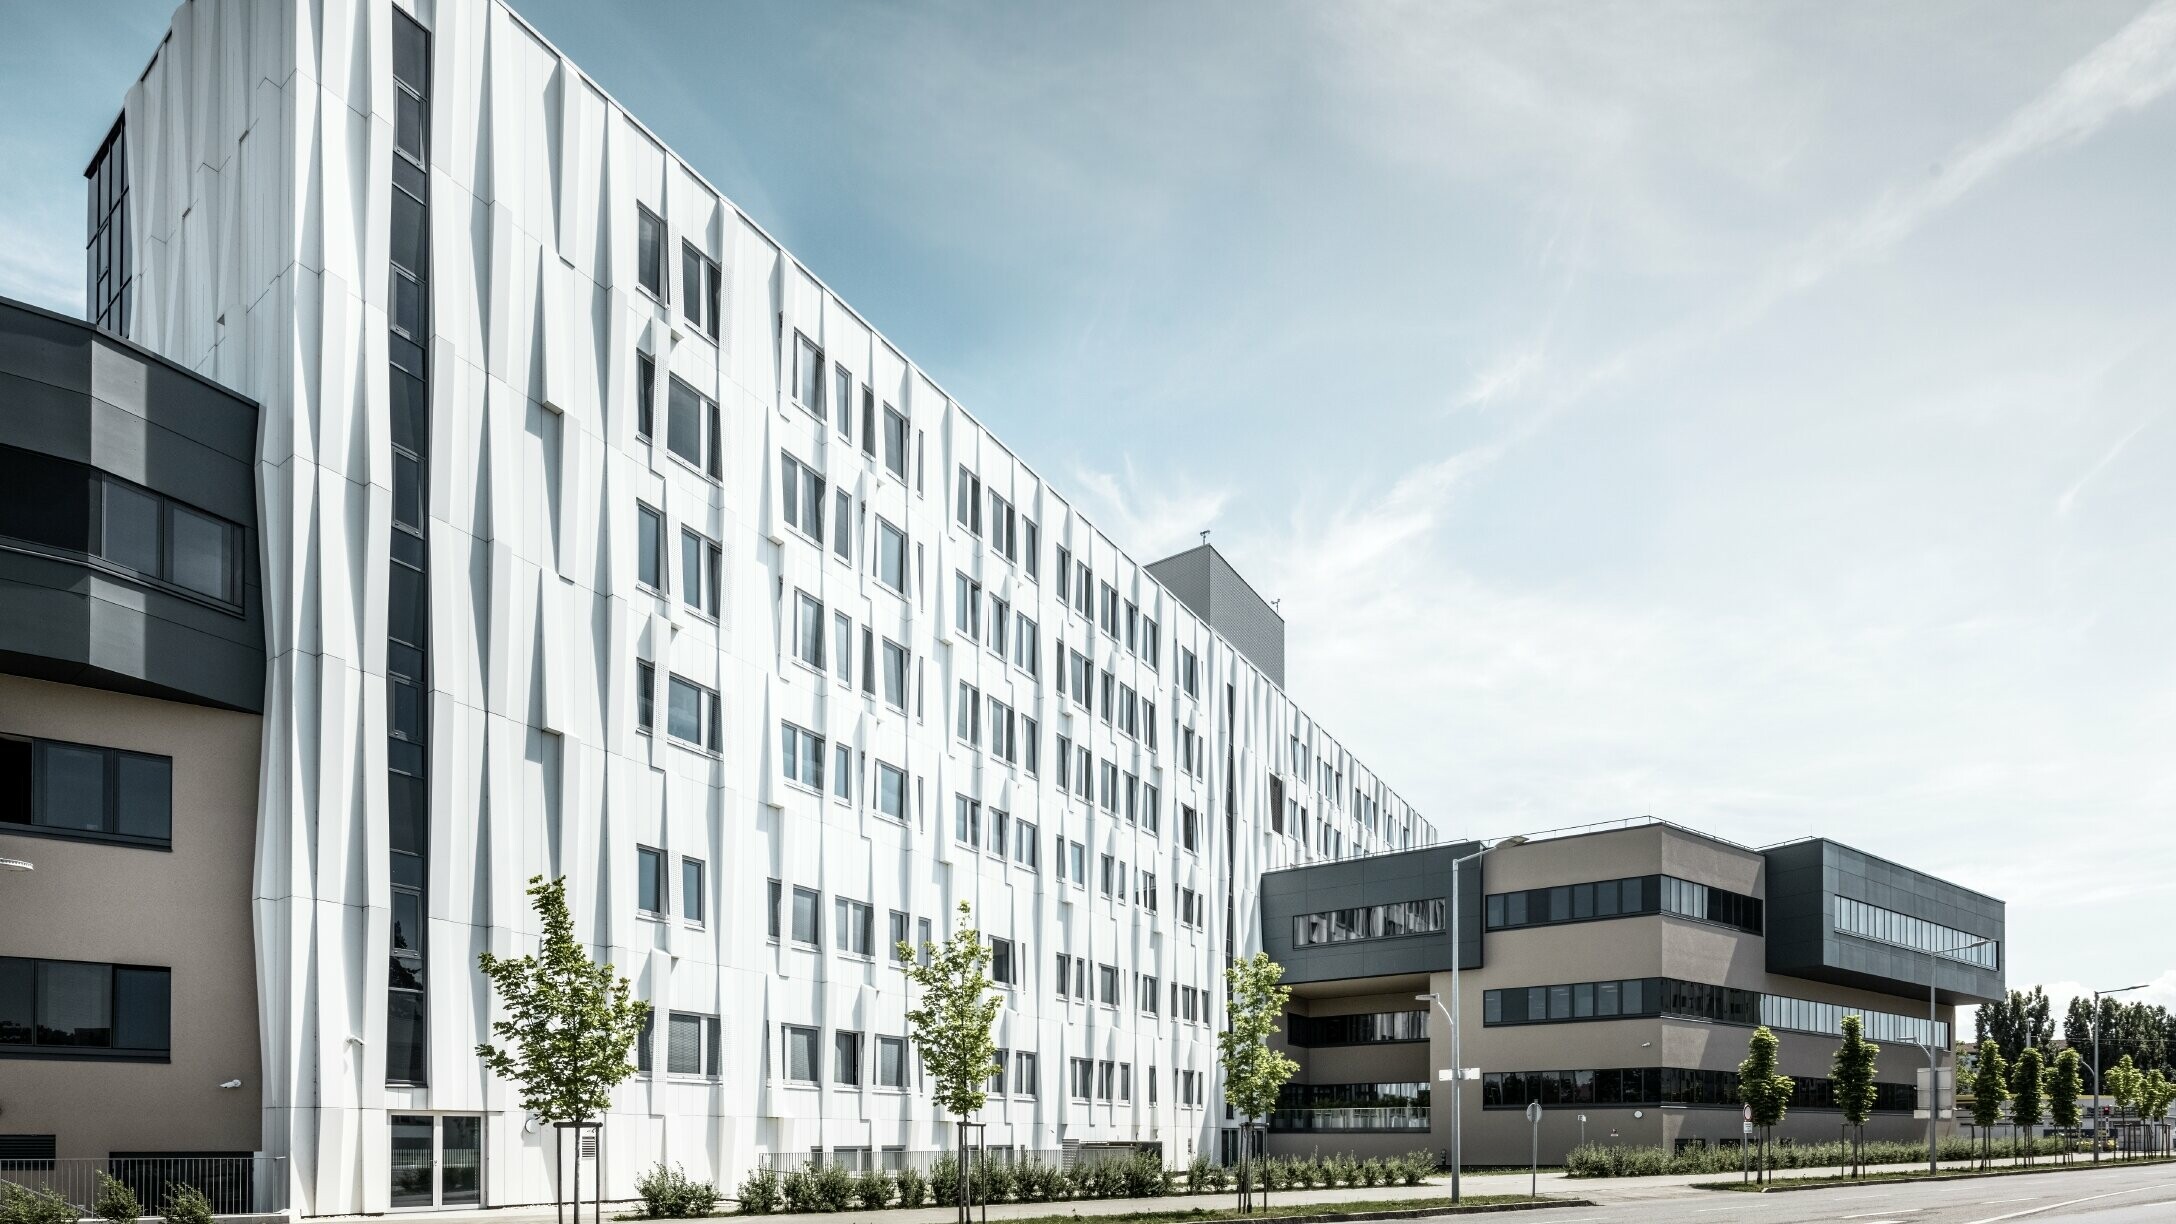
[1525,1101,1541,1199]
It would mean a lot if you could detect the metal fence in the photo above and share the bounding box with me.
[0,1156,287,1217]
[758,1144,1162,1176]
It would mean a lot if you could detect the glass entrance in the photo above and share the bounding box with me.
[389,1115,485,1208]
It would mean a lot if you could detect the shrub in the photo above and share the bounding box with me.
[810,1163,854,1212]
[895,1167,928,1209]
[161,1184,213,1224]
[1124,1153,1166,1198]
[977,1161,1014,1205]
[1203,1162,1231,1193]
[852,1170,893,1212]
[734,1166,781,1215]
[779,1169,817,1214]
[0,1183,78,1224]
[1396,1151,1431,1186]
[636,1162,720,1218]
[1185,1156,1210,1193]
[94,1173,142,1224]
[929,1155,959,1208]
[1260,1158,1287,1192]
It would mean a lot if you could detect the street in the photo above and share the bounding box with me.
[1536,1160,2176,1222]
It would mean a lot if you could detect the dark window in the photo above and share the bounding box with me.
[636,353,656,439]
[85,119,131,336]
[636,504,664,589]
[666,376,719,476]
[637,206,665,299]
[0,446,242,606]
[0,736,172,847]
[636,661,655,733]
[0,958,169,1059]
[681,243,721,340]
[637,846,665,915]
[681,858,705,923]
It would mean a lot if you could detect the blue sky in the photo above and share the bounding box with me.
[6,1,2176,1024]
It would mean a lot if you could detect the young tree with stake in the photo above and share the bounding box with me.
[2048,1047,2084,1163]
[1970,1044,2009,1169]
[476,876,651,1220]
[898,902,1002,1224]
[1217,952,1299,1213]
[1737,1027,1794,1183]
[2009,1047,2045,1165]
[1831,1014,1880,1177]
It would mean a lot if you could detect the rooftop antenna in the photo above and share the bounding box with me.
[1200,530,1211,546]
[1271,599,1282,612]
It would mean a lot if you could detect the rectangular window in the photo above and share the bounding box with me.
[681,858,705,924]
[1099,964,1119,1005]
[833,490,852,560]
[955,467,983,536]
[780,454,826,543]
[954,573,982,641]
[832,742,852,801]
[832,612,853,689]
[990,936,1018,986]
[681,242,721,340]
[833,1030,863,1086]
[790,887,821,946]
[1,737,173,847]
[782,1024,819,1083]
[681,529,719,616]
[873,761,906,820]
[780,722,826,790]
[636,206,665,299]
[1016,1051,1038,1097]
[877,1035,907,1088]
[666,1011,720,1077]
[636,846,666,915]
[793,333,825,419]
[881,640,908,708]
[882,408,909,479]
[666,676,722,751]
[875,520,907,592]
[0,957,171,1059]
[794,591,826,671]
[636,353,656,439]
[636,661,655,733]
[835,898,875,957]
[666,376,720,477]
[636,504,665,589]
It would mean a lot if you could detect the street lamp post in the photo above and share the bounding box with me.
[2089,983,2148,1163]
[0,857,32,872]
[1921,936,1994,1177]
[1418,833,1527,1204]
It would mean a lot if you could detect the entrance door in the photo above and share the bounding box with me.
[390,1115,486,1208]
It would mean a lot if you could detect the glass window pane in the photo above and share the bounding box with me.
[102,482,161,574]
[668,1013,702,1074]
[667,380,703,469]
[167,504,233,600]
[112,966,169,1051]
[668,678,701,743]
[37,960,112,1046]
[109,753,170,841]
[0,958,32,1046]
[39,743,107,832]
[682,860,704,922]
[637,847,662,913]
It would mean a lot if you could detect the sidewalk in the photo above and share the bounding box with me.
[317,1153,2136,1224]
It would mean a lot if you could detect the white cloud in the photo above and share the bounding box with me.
[1066,460,1233,567]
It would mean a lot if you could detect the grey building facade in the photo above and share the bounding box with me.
[1260,822,2005,1165]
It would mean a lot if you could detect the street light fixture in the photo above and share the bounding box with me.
[1918,936,1993,1177]
[0,857,32,872]
[2090,983,2149,1163]
[1418,832,1527,1204]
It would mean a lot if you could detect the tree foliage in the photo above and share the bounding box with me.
[898,901,1002,1120]
[2105,1054,2142,1116]
[476,874,650,1122]
[2010,1047,2046,1162]
[2048,1047,2084,1131]
[1739,1026,1794,1128]
[1218,953,1300,1123]
[1971,1043,2010,1131]
[1976,988,2054,1065]
[2063,995,2172,1076]
[1832,1013,1881,1127]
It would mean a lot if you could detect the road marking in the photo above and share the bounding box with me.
[1962,1184,2156,1223]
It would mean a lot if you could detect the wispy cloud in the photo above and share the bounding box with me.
[1067,459,1233,565]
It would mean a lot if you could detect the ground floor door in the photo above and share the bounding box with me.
[390,1114,484,1208]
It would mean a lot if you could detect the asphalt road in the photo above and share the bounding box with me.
[1547,1159,2176,1222]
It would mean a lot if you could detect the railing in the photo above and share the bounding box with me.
[0,1157,287,1216]
[758,1144,1160,1175]
[1269,1106,1431,1132]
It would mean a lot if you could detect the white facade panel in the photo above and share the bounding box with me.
[103,0,1435,1213]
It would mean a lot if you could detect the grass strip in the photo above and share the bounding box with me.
[1693,1155,2176,1193]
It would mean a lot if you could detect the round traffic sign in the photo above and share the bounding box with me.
[1525,1101,1542,1123]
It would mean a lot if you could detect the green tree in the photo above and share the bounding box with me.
[2048,1047,2084,1163]
[1976,988,2054,1065]
[2009,1047,2045,1165]
[2137,1069,2173,1158]
[898,901,1001,1222]
[1737,1026,1794,1183]
[1217,952,1299,1212]
[2105,1055,2142,1158]
[1831,1014,1880,1177]
[476,875,651,1123]
[1971,1043,2009,1169]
